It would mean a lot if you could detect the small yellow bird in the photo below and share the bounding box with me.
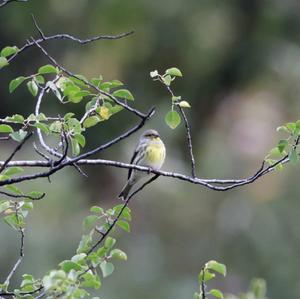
[118,129,166,200]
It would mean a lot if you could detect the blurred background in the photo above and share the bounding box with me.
[1,0,300,298]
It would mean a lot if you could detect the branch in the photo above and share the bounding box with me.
[4,206,25,288]
[178,105,196,177]
[0,151,293,191]
[0,190,45,200]
[31,38,146,119]
[156,75,197,177]
[0,132,33,174]
[0,0,28,8]
[88,174,160,254]
[0,107,155,187]
[6,16,134,65]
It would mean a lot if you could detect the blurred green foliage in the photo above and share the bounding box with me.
[1,0,300,298]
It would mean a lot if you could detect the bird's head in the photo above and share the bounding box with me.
[141,129,161,141]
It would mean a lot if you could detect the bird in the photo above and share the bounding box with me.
[118,129,166,200]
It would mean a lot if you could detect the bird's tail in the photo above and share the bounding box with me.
[118,182,133,200]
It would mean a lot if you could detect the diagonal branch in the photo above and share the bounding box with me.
[5,16,134,65]
[31,38,146,119]
[0,107,155,187]
[0,132,33,174]
[87,174,160,254]
[4,205,25,288]
[0,0,28,8]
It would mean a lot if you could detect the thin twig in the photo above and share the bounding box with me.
[0,190,45,200]
[157,75,197,177]
[178,105,196,177]
[0,0,28,8]
[87,174,160,254]
[4,207,25,287]
[6,17,134,65]
[0,132,33,174]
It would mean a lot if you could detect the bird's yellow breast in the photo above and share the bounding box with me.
[145,142,165,166]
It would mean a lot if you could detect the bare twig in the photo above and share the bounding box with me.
[0,190,45,200]
[157,75,197,177]
[6,16,134,65]
[0,150,294,191]
[201,266,206,299]
[4,206,25,288]
[0,0,28,8]
[88,174,160,254]
[0,132,33,174]
[178,105,196,177]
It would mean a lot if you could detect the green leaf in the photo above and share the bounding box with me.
[38,64,58,74]
[276,125,289,134]
[90,206,104,214]
[9,129,27,142]
[83,215,99,230]
[74,133,86,147]
[286,122,296,133]
[0,124,13,133]
[71,253,87,263]
[9,76,26,93]
[110,249,127,261]
[77,234,93,254]
[104,237,116,249]
[28,191,44,199]
[59,260,82,272]
[194,293,201,299]
[165,110,181,129]
[90,76,103,86]
[71,138,80,156]
[0,201,10,213]
[81,272,101,289]
[112,89,134,100]
[83,116,100,128]
[110,80,124,88]
[27,80,39,97]
[4,214,24,230]
[100,261,114,278]
[165,67,182,77]
[117,220,130,232]
[113,205,131,221]
[64,112,75,120]
[277,139,288,153]
[289,149,299,164]
[1,46,19,58]
[162,74,172,86]
[172,96,181,102]
[179,100,191,108]
[35,75,45,85]
[0,57,9,69]
[205,260,226,276]
[34,122,50,134]
[198,269,215,283]
[5,184,22,195]
[6,114,24,123]
[110,105,124,114]
[209,289,223,299]
[3,167,24,176]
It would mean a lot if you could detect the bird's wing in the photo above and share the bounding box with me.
[127,143,146,179]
